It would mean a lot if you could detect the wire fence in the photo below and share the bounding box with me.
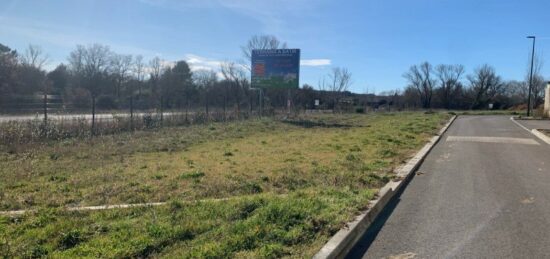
[0,90,410,150]
[0,93,306,149]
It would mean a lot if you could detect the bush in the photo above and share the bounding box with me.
[58,229,83,249]
[69,88,91,109]
[142,113,160,129]
[96,95,118,110]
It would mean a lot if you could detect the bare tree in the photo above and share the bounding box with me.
[435,64,464,109]
[67,44,112,134]
[317,76,327,91]
[148,57,164,114]
[503,80,526,107]
[21,44,49,69]
[110,54,133,100]
[193,69,218,118]
[241,35,288,61]
[221,61,249,118]
[525,52,545,108]
[318,67,353,110]
[149,57,163,90]
[329,67,352,92]
[133,55,145,96]
[467,64,503,109]
[404,62,435,109]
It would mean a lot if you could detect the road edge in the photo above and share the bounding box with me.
[510,116,531,132]
[531,129,550,145]
[312,115,457,259]
[510,116,550,145]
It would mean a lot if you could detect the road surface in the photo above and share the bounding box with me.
[349,116,550,258]
[514,118,550,130]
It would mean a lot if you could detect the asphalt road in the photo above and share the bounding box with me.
[515,119,550,130]
[349,116,550,259]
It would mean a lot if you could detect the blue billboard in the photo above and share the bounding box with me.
[251,49,300,89]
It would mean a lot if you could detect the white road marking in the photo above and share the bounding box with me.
[510,116,531,132]
[387,252,416,259]
[446,136,539,145]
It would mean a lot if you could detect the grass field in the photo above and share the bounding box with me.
[0,112,450,258]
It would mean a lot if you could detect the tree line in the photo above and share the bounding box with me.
[0,36,354,119]
[399,59,546,110]
[1,35,545,118]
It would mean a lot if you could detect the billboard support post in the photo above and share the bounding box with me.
[259,88,263,118]
[287,89,291,115]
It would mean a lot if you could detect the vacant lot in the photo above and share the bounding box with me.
[0,112,450,258]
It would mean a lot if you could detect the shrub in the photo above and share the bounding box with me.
[179,171,205,180]
[96,95,118,110]
[58,229,83,250]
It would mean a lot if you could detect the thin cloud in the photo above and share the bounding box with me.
[184,54,228,79]
[185,54,223,71]
[0,15,161,66]
[301,59,331,66]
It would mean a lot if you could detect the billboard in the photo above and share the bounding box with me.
[251,49,300,89]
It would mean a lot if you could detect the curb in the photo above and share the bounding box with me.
[313,115,457,259]
[531,128,550,145]
[510,116,531,132]
[510,116,550,145]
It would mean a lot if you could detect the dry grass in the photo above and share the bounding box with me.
[0,112,450,258]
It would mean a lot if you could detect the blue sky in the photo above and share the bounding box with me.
[1,0,549,93]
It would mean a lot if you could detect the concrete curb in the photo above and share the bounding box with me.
[313,115,457,259]
[531,128,550,145]
[510,116,550,145]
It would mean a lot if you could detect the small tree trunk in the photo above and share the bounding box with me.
[287,89,291,115]
[259,89,263,118]
[205,93,209,122]
[249,91,253,115]
[91,95,96,136]
[130,95,134,130]
[160,96,164,126]
[236,98,240,120]
[43,91,48,123]
[185,94,189,123]
[223,88,227,122]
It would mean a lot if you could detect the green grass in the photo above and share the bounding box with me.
[0,112,450,258]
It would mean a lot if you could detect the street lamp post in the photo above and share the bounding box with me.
[527,36,536,117]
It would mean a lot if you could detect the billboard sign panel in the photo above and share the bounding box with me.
[251,49,300,89]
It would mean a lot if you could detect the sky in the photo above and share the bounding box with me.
[1,0,550,94]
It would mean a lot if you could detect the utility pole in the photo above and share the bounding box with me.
[527,36,536,117]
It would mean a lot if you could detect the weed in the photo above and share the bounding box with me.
[152,174,167,180]
[58,229,83,250]
[179,171,205,180]
[0,112,450,257]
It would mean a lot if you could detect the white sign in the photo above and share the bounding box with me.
[315,99,320,106]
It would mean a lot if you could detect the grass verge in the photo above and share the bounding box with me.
[0,112,449,257]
